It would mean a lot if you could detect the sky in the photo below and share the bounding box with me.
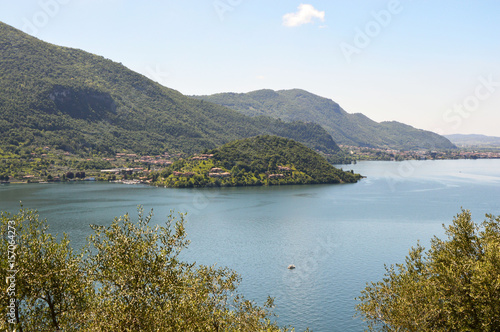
[1,0,499,136]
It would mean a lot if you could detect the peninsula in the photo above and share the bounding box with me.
[151,136,362,188]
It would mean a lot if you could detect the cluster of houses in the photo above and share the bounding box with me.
[101,168,145,175]
[342,145,500,161]
[112,153,173,166]
[191,154,214,161]
[455,151,500,159]
[208,168,231,178]
[170,166,293,179]
[267,166,293,179]
[170,168,232,178]
[172,171,195,177]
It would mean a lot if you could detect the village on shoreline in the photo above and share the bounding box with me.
[1,145,499,185]
[343,145,500,161]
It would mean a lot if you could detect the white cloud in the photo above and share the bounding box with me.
[282,4,325,27]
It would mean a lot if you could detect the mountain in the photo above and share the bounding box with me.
[193,89,456,150]
[0,22,340,158]
[154,135,362,188]
[445,134,500,148]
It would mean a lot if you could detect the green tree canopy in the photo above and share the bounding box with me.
[0,208,90,332]
[356,209,500,331]
[156,135,362,188]
[1,207,298,331]
[0,21,341,159]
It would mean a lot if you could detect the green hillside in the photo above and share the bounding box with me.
[194,89,457,150]
[153,135,362,188]
[0,22,340,159]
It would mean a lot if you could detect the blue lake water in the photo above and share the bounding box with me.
[1,159,499,331]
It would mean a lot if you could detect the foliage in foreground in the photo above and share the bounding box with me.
[0,208,296,331]
[356,209,500,331]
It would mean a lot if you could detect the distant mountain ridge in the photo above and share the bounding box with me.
[0,22,340,157]
[445,134,500,147]
[194,89,456,151]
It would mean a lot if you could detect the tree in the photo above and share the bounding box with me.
[84,207,291,331]
[75,171,85,179]
[1,207,296,331]
[356,209,500,331]
[0,208,90,332]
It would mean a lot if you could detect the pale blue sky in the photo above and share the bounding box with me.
[1,0,499,136]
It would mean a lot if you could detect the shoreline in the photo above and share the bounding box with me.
[4,158,499,187]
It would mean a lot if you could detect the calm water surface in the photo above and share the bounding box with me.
[1,159,499,331]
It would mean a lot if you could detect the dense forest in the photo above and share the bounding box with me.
[151,136,362,188]
[193,89,457,150]
[0,22,342,160]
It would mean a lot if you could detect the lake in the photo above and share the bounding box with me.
[1,159,499,331]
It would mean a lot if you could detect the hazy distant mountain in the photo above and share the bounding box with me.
[445,134,500,147]
[0,22,340,157]
[194,89,456,150]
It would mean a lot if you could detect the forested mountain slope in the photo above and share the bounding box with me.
[194,89,456,150]
[0,22,340,157]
